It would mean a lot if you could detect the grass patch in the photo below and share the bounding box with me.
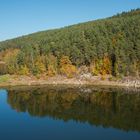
[0,75,10,83]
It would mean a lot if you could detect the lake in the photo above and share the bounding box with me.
[0,85,140,140]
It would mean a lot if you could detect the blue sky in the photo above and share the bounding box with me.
[0,0,140,41]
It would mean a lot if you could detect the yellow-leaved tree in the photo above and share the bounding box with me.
[46,54,58,77]
[60,56,77,78]
[18,65,30,75]
[4,49,19,74]
[90,56,112,79]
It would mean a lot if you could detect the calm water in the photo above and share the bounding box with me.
[0,86,140,140]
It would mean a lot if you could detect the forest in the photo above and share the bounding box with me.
[0,9,140,78]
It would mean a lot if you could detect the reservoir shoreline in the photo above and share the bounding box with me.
[0,75,140,88]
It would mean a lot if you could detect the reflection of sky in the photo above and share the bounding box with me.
[0,89,140,140]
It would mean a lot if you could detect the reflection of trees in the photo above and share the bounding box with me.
[7,87,140,132]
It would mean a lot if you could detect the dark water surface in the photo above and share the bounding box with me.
[0,85,140,140]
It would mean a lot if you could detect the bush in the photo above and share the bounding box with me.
[0,75,10,83]
[32,60,46,76]
[18,65,30,75]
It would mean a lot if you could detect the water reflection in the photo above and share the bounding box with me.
[7,86,140,132]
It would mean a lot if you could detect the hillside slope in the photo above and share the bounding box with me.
[0,9,140,77]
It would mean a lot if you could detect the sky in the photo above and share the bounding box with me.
[0,0,140,41]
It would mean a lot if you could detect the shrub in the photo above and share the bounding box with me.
[18,65,30,75]
[32,60,46,76]
[0,75,10,83]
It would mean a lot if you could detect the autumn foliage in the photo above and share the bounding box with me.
[90,56,112,77]
[60,56,77,78]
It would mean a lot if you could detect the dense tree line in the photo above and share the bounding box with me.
[0,9,140,77]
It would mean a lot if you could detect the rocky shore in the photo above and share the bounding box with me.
[0,74,140,88]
